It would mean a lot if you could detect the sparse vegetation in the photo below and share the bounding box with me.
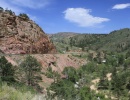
[46,49,130,99]
[19,13,30,20]
[0,7,14,15]
[0,7,4,12]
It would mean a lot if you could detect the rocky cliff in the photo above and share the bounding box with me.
[0,10,56,54]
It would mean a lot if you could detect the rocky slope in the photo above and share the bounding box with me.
[0,10,56,54]
[4,53,87,87]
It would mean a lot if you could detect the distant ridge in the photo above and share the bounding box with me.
[49,28,130,52]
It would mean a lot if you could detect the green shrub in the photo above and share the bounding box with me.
[19,13,29,20]
[0,7,4,12]
[45,67,53,78]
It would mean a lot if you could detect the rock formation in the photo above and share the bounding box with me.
[0,10,56,54]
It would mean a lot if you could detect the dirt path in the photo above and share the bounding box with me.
[90,78,100,93]
[106,73,112,81]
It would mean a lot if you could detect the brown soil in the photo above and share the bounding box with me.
[4,54,87,88]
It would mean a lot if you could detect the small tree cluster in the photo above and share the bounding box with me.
[0,7,14,15]
[0,7,4,12]
[19,13,30,20]
[0,55,43,92]
[5,9,14,15]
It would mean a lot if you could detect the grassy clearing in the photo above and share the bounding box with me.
[0,82,34,100]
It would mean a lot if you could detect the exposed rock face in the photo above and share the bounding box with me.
[0,11,56,54]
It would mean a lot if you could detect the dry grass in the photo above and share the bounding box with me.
[0,83,33,100]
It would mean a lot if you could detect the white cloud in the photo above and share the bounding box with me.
[11,0,50,9]
[0,0,51,14]
[63,8,110,27]
[112,3,130,9]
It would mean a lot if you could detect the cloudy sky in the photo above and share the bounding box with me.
[0,0,130,33]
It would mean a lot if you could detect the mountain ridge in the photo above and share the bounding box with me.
[49,28,130,52]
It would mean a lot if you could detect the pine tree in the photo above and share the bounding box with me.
[0,56,15,82]
[20,55,42,90]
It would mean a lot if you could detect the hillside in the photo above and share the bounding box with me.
[99,28,130,52]
[48,32,80,53]
[49,28,130,53]
[0,9,56,54]
[48,32,78,39]
[2,53,87,88]
[69,34,107,50]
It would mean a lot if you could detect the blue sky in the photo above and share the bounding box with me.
[0,0,130,33]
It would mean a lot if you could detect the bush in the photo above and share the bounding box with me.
[0,7,4,12]
[5,9,14,15]
[49,79,77,100]
[45,67,53,78]
[0,82,36,100]
[62,67,79,83]
[19,13,29,20]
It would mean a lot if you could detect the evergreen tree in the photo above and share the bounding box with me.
[118,54,124,65]
[124,57,130,70]
[50,79,77,100]
[79,86,92,100]
[0,56,15,82]
[5,9,14,15]
[62,67,78,83]
[20,55,42,90]
[126,51,130,59]
[111,72,128,99]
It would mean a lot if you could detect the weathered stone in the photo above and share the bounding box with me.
[0,12,56,54]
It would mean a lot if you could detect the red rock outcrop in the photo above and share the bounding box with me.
[0,11,56,54]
